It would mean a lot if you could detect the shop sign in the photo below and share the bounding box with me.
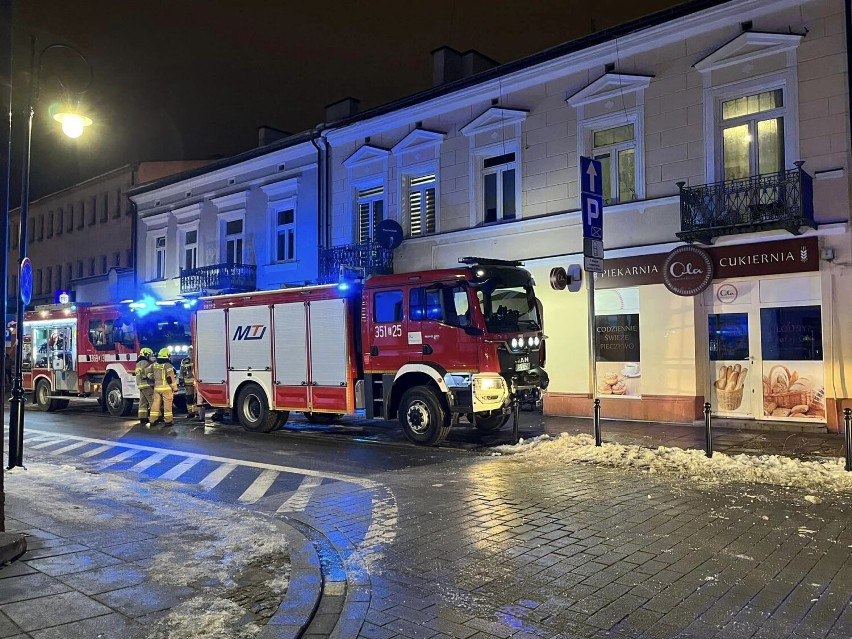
[716,283,738,304]
[663,246,714,296]
[596,237,819,290]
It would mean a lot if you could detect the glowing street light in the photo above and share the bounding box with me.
[7,38,93,469]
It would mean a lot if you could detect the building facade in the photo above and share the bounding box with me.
[128,134,321,301]
[7,161,209,307]
[130,0,851,432]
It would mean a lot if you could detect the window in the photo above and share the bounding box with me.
[45,267,52,294]
[224,219,243,265]
[125,249,133,268]
[47,212,54,237]
[88,258,95,276]
[56,209,63,235]
[115,189,123,217]
[155,236,166,279]
[77,201,84,229]
[113,252,121,267]
[357,186,384,243]
[482,153,517,223]
[720,89,785,181]
[65,263,72,286]
[66,204,73,232]
[28,219,34,244]
[374,290,403,323]
[410,285,470,326]
[100,255,107,274]
[182,229,198,271]
[35,269,42,295]
[76,261,83,279]
[100,193,108,222]
[274,209,295,262]
[88,196,96,225]
[592,123,636,204]
[594,287,641,397]
[37,215,44,241]
[406,174,436,237]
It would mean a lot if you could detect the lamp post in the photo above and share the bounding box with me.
[7,38,92,469]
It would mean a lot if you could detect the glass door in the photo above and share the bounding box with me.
[708,312,757,417]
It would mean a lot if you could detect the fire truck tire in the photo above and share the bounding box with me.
[34,380,63,412]
[474,414,511,433]
[399,387,450,446]
[105,379,135,417]
[236,383,279,433]
[303,412,340,425]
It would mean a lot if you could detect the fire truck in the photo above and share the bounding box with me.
[194,258,548,445]
[22,301,192,415]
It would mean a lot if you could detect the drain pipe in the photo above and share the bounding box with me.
[310,126,330,267]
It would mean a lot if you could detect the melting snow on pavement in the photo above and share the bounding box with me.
[493,433,852,492]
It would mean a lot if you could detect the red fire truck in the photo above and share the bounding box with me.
[194,258,548,445]
[22,301,192,415]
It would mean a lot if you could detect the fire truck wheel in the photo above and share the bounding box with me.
[236,383,279,433]
[303,412,340,425]
[399,387,450,446]
[473,414,511,433]
[105,379,135,417]
[35,379,62,412]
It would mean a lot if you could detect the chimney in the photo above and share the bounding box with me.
[325,97,360,123]
[460,50,499,78]
[257,125,290,147]
[432,46,499,86]
[432,46,463,86]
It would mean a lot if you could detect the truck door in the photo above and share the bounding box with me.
[410,283,480,371]
[364,285,419,374]
[228,306,273,405]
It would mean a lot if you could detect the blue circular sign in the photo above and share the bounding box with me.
[20,257,33,305]
[375,219,404,250]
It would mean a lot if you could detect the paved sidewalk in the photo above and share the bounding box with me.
[0,461,316,639]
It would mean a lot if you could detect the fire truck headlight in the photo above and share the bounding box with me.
[527,336,534,347]
[534,336,540,347]
[510,338,518,349]
[473,374,507,404]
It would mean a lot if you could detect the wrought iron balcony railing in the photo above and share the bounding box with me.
[319,240,394,284]
[676,162,814,244]
[180,263,257,296]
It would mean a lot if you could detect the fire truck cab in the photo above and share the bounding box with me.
[195,258,548,445]
[22,302,192,416]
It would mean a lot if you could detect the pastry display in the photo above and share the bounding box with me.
[762,366,823,419]
[714,364,748,411]
[597,369,634,396]
[611,381,627,395]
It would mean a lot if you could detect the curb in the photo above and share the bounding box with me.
[259,524,323,639]
[0,532,27,567]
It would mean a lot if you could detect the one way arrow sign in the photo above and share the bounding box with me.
[580,156,603,244]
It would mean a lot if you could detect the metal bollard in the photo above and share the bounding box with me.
[594,398,602,447]
[704,402,713,458]
[512,402,520,446]
[845,408,851,472]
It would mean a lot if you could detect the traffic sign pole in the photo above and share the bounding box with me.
[580,157,604,446]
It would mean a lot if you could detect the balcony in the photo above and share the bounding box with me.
[180,263,257,296]
[319,241,394,284]
[677,163,814,244]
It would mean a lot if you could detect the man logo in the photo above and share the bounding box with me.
[233,325,267,341]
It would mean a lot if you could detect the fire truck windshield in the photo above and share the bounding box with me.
[133,311,192,354]
[476,284,541,334]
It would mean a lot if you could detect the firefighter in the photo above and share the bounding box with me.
[180,346,197,419]
[135,347,155,426]
[149,347,178,429]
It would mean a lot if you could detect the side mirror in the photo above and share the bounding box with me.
[463,326,484,337]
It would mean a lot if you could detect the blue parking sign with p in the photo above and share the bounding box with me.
[580,156,603,241]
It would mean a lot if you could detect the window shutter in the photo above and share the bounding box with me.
[359,202,371,243]
[424,187,436,234]
[409,190,422,236]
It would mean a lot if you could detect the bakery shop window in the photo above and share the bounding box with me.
[760,306,822,361]
[594,288,641,398]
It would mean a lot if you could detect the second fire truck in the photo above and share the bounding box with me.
[194,258,548,445]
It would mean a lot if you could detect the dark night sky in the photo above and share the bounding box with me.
[12,0,680,200]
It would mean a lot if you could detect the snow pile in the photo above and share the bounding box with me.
[8,462,290,638]
[493,433,852,492]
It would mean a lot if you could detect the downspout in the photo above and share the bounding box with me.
[846,0,852,183]
[310,127,327,280]
[130,166,139,294]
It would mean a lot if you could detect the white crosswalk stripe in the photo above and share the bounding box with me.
[199,463,237,491]
[129,453,167,473]
[159,457,200,481]
[49,440,90,455]
[238,469,279,503]
[30,437,68,450]
[277,476,323,513]
[80,445,113,458]
[94,449,138,470]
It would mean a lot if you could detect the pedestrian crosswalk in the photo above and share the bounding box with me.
[15,428,379,516]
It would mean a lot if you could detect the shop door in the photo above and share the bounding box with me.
[708,312,758,417]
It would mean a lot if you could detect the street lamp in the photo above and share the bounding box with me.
[7,38,92,469]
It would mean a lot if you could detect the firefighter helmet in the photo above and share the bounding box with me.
[140,347,154,357]
[158,347,171,358]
